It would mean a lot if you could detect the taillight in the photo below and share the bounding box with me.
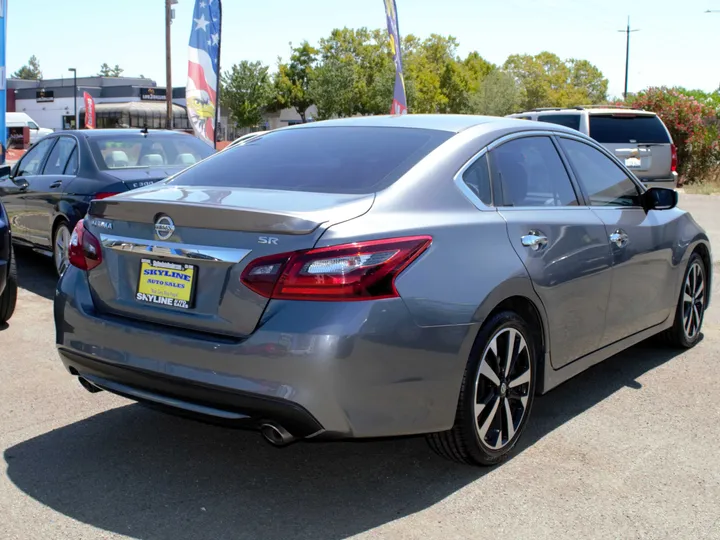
[671,144,678,173]
[68,220,103,271]
[93,192,119,200]
[241,236,432,301]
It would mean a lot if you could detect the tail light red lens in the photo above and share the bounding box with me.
[68,220,103,271]
[671,144,678,173]
[93,192,119,200]
[241,236,432,301]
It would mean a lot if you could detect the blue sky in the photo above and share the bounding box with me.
[6,0,720,99]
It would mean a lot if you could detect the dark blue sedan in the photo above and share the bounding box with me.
[0,129,214,275]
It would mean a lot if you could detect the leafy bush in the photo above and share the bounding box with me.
[626,87,720,183]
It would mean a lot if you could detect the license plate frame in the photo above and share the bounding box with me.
[135,258,197,310]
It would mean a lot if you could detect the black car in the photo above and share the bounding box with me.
[0,197,17,324]
[0,129,214,275]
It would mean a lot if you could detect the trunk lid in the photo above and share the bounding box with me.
[85,185,374,337]
[102,166,188,191]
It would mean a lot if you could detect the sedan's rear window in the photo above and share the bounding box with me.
[589,115,670,144]
[88,134,213,170]
[170,127,453,194]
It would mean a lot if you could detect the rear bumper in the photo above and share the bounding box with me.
[54,266,471,439]
[639,172,678,190]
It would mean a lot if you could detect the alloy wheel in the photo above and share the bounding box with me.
[55,225,70,276]
[473,327,532,451]
[682,261,705,340]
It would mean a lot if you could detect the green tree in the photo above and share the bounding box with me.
[98,63,124,77]
[468,69,522,116]
[271,42,318,122]
[221,61,273,129]
[12,55,42,80]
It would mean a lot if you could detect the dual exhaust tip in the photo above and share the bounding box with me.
[77,377,298,447]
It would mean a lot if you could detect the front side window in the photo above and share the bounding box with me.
[28,121,39,130]
[43,137,77,175]
[537,114,581,132]
[462,154,492,205]
[16,138,56,177]
[491,136,578,207]
[559,138,641,207]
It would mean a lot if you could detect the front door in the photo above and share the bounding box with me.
[557,136,675,344]
[490,135,614,369]
[24,136,78,249]
[4,137,57,243]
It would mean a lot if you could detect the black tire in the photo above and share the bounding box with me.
[0,247,18,324]
[427,310,537,466]
[660,252,707,348]
[53,222,71,277]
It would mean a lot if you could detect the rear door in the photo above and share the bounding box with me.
[588,113,672,181]
[24,136,78,248]
[490,134,614,368]
[557,136,675,344]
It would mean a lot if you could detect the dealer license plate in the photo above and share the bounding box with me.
[625,157,642,169]
[136,258,196,309]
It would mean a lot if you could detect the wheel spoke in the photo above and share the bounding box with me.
[684,292,693,304]
[695,279,704,300]
[479,357,501,387]
[504,329,516,377]
[684,308,693,335]
[509,368,530,388]
[478,397,501,441]
[503,398,515,441]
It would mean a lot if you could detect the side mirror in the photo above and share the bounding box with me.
[0,165,11,180]
[643,187,678,211]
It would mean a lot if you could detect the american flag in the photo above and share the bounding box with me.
[186,0,221,146]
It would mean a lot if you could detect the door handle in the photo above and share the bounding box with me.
[609,230,629,248]
[49,181,62,189]
[521,231,548,251]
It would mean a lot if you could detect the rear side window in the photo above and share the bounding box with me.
[491,136,578,207]
[537,114,581,132]
[589,115,670,144]
[43,137,77,175]
[170,127,452,194]
[462,154,492,205]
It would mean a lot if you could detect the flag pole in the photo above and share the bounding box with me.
[214,0,222,146]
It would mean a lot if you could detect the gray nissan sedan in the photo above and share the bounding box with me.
[54,115,712,466]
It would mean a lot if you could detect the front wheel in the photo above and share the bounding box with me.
[0,247,18,324]
[427,311,537,466]
[661,253,707,348]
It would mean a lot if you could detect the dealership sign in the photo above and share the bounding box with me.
[36,90,54,102]
[140,87,167,101]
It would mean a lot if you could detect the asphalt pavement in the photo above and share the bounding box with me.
[0,194,719,540]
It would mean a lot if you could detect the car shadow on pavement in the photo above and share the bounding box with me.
[3,339,686,540]
[14,247,57,301]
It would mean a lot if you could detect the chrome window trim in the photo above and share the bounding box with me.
[100,234,252,263]
[555,133,647,210]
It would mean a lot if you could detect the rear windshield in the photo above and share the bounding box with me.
[538,114,581,131]
[169,127,453,194]
[589,115,670,144]
[88,134,214,170]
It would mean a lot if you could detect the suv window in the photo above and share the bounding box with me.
[538,114,581,131]
[43,137,77,175]
[16,138,56,177]
[492,136,578,207]
[171,127,453,194]
[28,121,39,130]
[589,114,670,144]
[462,154,492,205]
[559,138,641,207]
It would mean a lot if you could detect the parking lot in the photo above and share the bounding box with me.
[1,194,719,540]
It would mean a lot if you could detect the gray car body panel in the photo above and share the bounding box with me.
[54,115,712,439]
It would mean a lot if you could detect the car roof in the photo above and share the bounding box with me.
[60,129,194,138]
[281,114,553,134]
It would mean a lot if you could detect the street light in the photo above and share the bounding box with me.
[68,68,77,129]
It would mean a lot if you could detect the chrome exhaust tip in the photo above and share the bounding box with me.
[259,422,296,447]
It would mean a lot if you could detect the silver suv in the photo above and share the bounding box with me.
[507,106,678,189]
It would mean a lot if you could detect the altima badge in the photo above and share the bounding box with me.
[154,215,175,240]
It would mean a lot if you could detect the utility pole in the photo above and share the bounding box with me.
[68,68,77,129]
[618,17,639,100]
[165,0,173,130]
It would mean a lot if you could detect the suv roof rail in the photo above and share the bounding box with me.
[579,104,634,109]
[529,107,585,112]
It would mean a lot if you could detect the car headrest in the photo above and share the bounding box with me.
[175,153,196,166]
[107,150,129,168]
[139,153,165,166]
